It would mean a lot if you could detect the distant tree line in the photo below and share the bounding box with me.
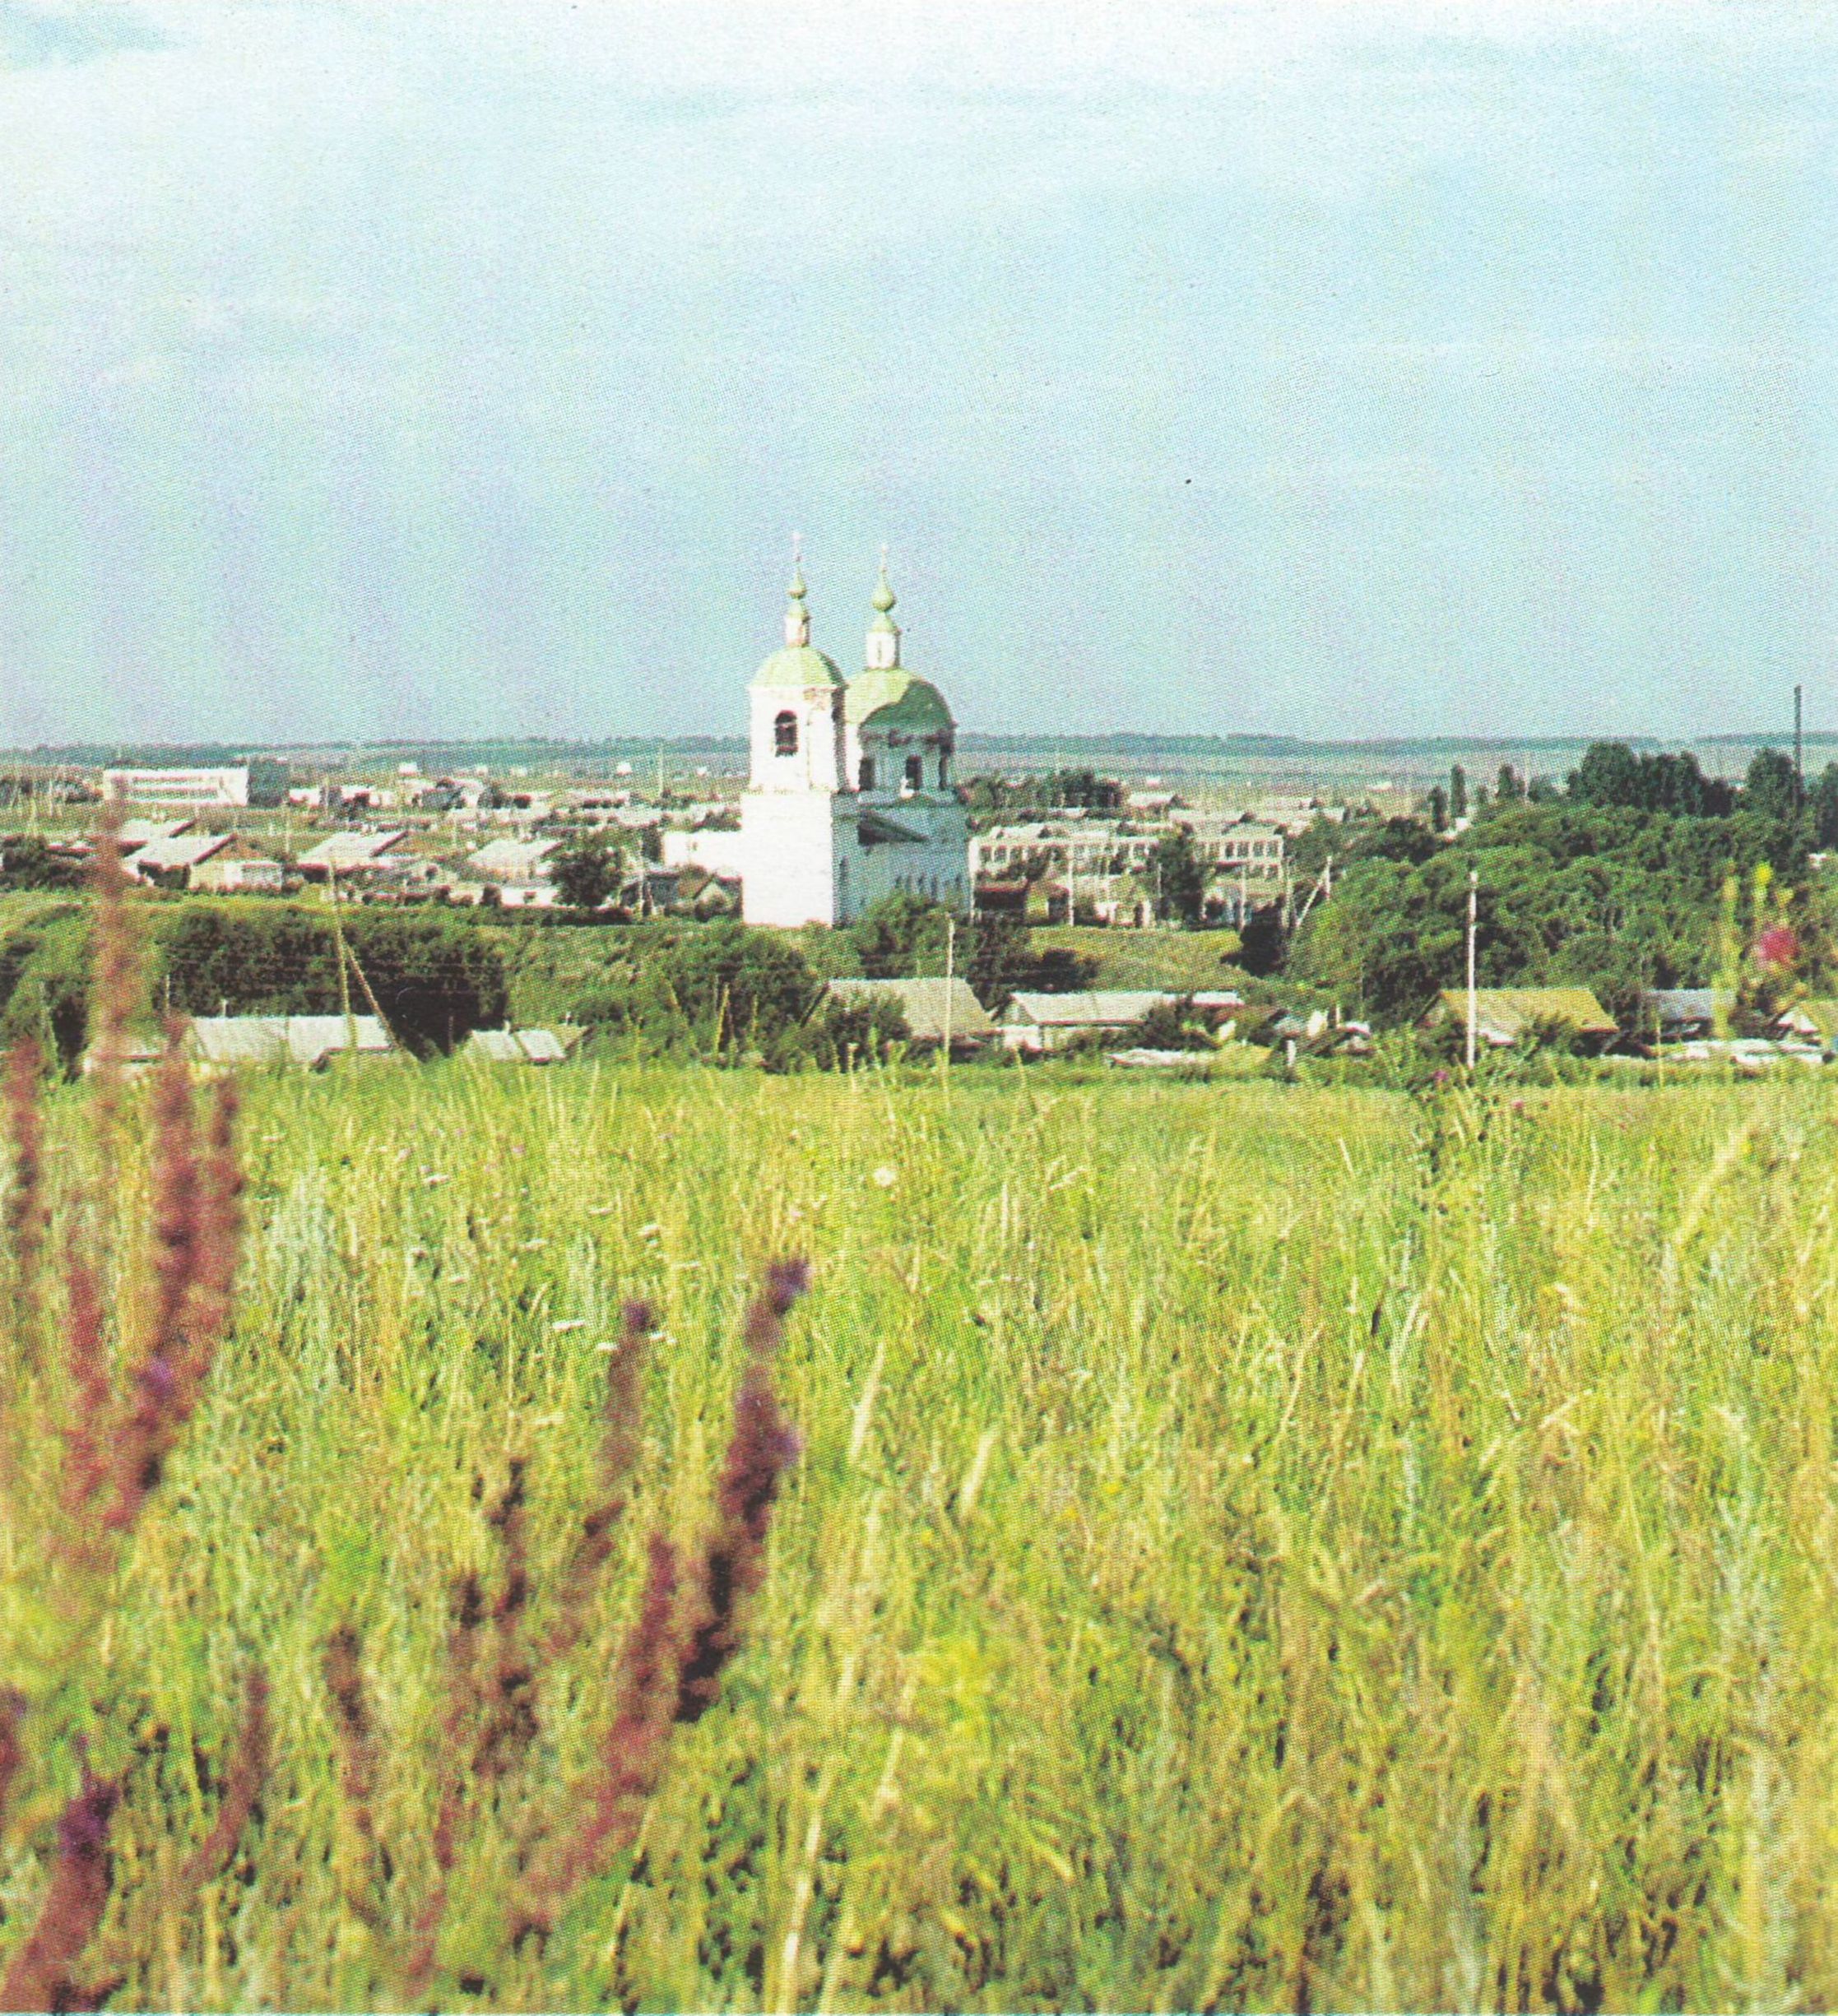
[963,769,1126,817]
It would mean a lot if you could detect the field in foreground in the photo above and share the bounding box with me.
[7,1066,1838,2011]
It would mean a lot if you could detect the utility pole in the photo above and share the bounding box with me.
[328,865,357,1060]
[943,912,955,1078]
[1465,868,1478,1073]
[1795,684,1804,811]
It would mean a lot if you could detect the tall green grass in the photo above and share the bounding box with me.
[7,1064,1838,2009]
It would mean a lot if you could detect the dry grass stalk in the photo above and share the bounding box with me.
[474,1458,540,1782]
[355,1265,805,1991]
[0,1769,121,2014]
[85,809,137,1168]
[675,1258,806,1726]
[105,1045,241,1536]
[0,1687,24,1838]
[403,1573,490,1999]
[179,1670,271,1892]
[6,1037,48,1367]
[542,1298,653,1666]
[516,1531,681,1938]
[323,1624,386,1928]
[0,817,255,2013]
[56,1221,112,1532]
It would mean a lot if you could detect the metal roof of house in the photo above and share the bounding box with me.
[824,976,996,1041]
[124,832,233,874]
[298,831,405,869]
[463,1027,569,1064]
[1002,990,1175,1027]
[187,1014,393,1068]
[117,818,194,846]
[1641,987,1730,1022]
[466,837,559,881]
[1432,987,1618,1038]
[1775,997,1838,1040]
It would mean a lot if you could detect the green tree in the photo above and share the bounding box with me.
[1136,996,1210,1050]
[964,911,1034,1009]
[847,893,954,977]
[1449,764,1468,823]
[1568,742,1643,809]
[772,992,911,1072]
[335,913,509,1054]
[1427,786,1448,832]
[1149,829,1204,927]
[0,837,85,891]
[1568,742,1734,817]
[1743,748,1799,827]
[1496,762,1525,803]
[0,908,91,1071]
[550,830,620,912]
[657,923,818,1054]
[1811,762,1838,848]
[1235,904,1288,977]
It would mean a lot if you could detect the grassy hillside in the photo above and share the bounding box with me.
[7,1067,1838,2007]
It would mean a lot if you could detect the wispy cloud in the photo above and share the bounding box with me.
[0,1,169,67]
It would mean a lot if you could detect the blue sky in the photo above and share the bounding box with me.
[1,0,1834,744]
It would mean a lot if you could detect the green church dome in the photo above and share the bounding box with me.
[845,668,954,732]
[753,644,847,691]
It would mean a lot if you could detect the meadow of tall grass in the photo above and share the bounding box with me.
[6,1045,1838,2009]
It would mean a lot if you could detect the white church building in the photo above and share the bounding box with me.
[737,558,971,928]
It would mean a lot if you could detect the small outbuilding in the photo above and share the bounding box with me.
[1639,988,1731,1043]
[296,831,407,880]
[122,832,237,886]
[462,1027,571,1065]
[1771,999,1838,1054]
[1000,990,1175,1055]
[1423,987,1619,1052]
[824,976,996,1051]
[185,1014,397,1072]
[189,853,285,893]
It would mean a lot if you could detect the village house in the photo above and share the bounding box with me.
[188,850,285,894]
[1639,988,1729,1043]
[824,976,997,1053]
[1000,990,1177,1055]
[116,817,195,847]
[464,837,560,907]
[184,1013,397,1072]
[103,765,250,808]
[295,830,407,883]
[122,831,280,892]
[1423,987,1619,1052]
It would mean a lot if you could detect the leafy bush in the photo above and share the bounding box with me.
[0,835,86,891]
[1135,996,1212,1051]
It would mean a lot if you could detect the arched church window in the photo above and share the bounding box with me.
[903,754,923,792]
[773,711,798,758]
[858,755,875,791]
[937,754,951,788]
